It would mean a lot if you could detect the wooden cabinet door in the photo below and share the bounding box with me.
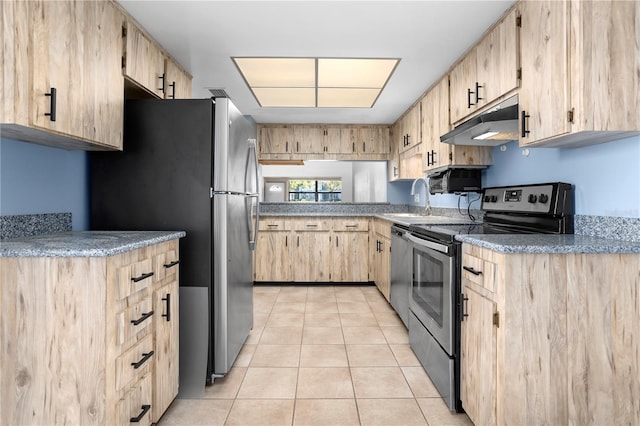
[30,1,88,138]
[476,9,519,108]
[376,236,391,301]
[85,1,124,148]
[333,231,369,282]
[460,285,497,426]
[388,123,401,181]
[339,126,359,155]
[323,126,346,153]
[254,231,291,281]
[358,126,390,155]
[259,125,293,155]
[400,104,421,152]
[124,21,165,98]
[164,58,192,99]
[292,232,331,282]
[152,280,179,422]
[293,125,322,154]
[519,0,570,145]
[449,49,477,124]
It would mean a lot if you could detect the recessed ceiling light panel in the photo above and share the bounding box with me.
[232,56,400,108]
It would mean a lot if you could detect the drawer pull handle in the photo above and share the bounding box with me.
[267,224,279,227]
[162,294,171,321]
[164,260,180,269]
[130,404,151,423]
[131,351,154,369]
[345,225,358,228]
[463,266,482,276]
[305,224,318,227]
[131,311,154,326]
[45,87,57,121]
[131,272,154,283]
[169,81,176,99]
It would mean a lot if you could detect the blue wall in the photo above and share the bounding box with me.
[393,135,640,218]
[0,138,89,230]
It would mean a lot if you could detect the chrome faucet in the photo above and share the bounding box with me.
[410,177,431,216]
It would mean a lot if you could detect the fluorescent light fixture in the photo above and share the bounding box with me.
[473,131,500,140]
[232,57,399,108]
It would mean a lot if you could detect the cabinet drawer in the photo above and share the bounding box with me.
[115,334,154,393]
[373,219,391,239]
[116,373,152,426]
[259,217,289,231]
[154,242,180,282]
[462,253,496,293]
[290,218,332,231]
[117,257,154,302]
[333,218,369,232]
[116,297,154,350]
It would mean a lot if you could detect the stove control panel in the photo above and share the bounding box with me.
[482,183,573,215]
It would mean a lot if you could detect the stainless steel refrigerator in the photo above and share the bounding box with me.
[90,97,258,384]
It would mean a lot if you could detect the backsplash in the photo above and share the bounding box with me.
[0,213,72,240]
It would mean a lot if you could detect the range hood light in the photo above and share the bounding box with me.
[473,131,500,140]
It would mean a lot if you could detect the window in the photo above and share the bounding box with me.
[288,179,342,202]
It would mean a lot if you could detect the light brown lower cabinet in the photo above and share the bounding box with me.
[0,239,180,425]
[253,216,369,283]
[460,243,640,426]
[371,218,392,301]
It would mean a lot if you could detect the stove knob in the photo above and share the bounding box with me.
[528,194,538,203]
[490,195,498,203]
[483,195,491,203]
[539,193,549,203]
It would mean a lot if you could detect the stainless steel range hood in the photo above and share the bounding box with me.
[440,95,518,146]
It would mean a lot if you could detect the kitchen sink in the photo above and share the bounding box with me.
[384,213,427,218]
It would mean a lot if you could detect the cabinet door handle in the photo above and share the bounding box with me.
[158,73,166,93]
[130,404,151,423]
[431,150,437,165]
[463,266,482,276]
[162,294,171,321]
[131,351,154,369]
[362,142,366,153]
[169,81,176,99]
[521,110,531,138]
[286,141,289,152]
[296,141,299,152]
[285,235,288,247]
[393,166,398,177]
[467,88,475,108]
[461,294,469,320]
[426,151,432,166]
[297,235,299,247]
[336,235,339,247]
[163,260,180,269]
[131,272,154,283]
[44,88,57,122]
[305,224,318,228]
[475,82,483,103]
[131,310,154,326]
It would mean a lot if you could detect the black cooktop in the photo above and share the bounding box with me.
[409,223,526,243]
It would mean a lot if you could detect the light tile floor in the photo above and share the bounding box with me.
[158,284,473,426]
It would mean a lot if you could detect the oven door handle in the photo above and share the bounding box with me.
[406,234,450,255]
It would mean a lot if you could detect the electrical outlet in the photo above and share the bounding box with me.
[414,194,420,203]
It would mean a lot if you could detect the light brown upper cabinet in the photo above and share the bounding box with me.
[422,77,493,173]
[398,103,421,153]
[123,20,165,98]
[450,9,520,125]
[164,57,192,99]
[519,0,640,148]
[258,125,293,159]
[1,0,124,150]
[322,126,346,154]
[388,123,401,181]
[293,125,325,154]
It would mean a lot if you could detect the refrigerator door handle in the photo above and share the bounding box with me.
[247,138,260,251]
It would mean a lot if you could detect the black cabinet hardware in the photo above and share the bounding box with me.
[296,141,299,152]
[475,82,483,104]
[362,142,366,152]
[45,88,57,122]
[462,294,469,320]
[463,266,482,276]
[297,236,299,247]
[431,150,437,165]
[521,110,530,137]
[352,142,355,152]
[131,351,154,369]
[467,87,474,108]
[158,73,165,93]
[336,236,339,247]
[285,235,288,247]
[131,311,153,326]
[163,260,180,269]
[169,81,176,99]
[130,405,151,423]
[285,141,289,152]
[131,272,154,283]
[426,151,431,166]
[393,166,398,177]
[162,294,171,321]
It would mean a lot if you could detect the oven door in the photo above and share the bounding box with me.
[407,233,455,355]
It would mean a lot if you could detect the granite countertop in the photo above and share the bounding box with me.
[0,231,186,257]
[373,213,478,227]
[456,234,640,254]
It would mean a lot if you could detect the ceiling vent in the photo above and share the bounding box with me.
[209,88,230,98]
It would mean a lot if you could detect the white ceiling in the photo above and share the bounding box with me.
[118,0,516,125]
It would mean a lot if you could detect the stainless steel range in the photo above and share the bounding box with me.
[406,182,574,412]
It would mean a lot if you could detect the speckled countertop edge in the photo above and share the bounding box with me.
[0,231,186,258]
[456,234,640,254]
